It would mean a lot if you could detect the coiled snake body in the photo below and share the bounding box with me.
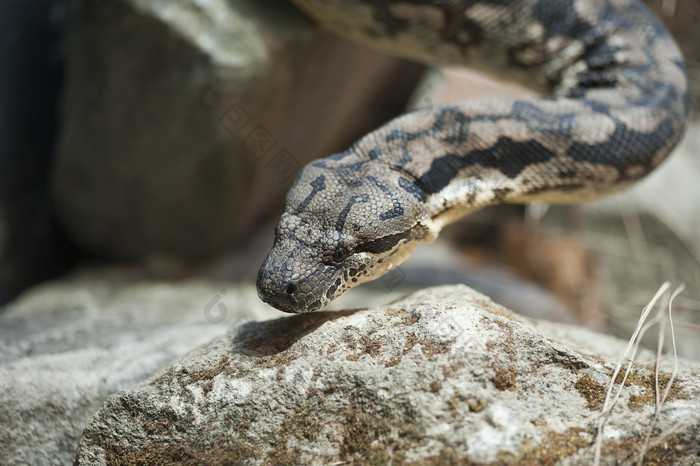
[257,0,689,313]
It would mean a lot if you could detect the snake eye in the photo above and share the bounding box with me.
[332,247,349,263]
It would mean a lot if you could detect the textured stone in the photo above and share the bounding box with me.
[53,0,422,260]
[75,285,700,465]
[0,277,279,465]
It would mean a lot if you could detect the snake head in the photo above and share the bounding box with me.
[257,159,430,313]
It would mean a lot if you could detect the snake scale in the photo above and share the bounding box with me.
[257,0,689,313]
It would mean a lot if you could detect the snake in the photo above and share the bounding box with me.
[257,0,689,313]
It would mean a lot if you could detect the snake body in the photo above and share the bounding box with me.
[257,0,689,313]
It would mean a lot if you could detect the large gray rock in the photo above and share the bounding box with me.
[53,0,422,261]
[0,277,279,465]
[75,285,700,465]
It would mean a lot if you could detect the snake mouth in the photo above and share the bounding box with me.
[256,277,305,313]
[257,221,432,313]
[256,251,338,313]
[256,281,330,314]
[257,288,304,313]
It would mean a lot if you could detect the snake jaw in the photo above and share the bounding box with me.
[257,250,339,313]
[256,237,333,313]
[257,218,431,313]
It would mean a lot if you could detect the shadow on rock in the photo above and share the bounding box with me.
[232,309,361,356]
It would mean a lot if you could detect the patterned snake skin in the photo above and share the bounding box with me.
[257,0,689,313]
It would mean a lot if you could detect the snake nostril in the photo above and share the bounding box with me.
[285,283,296,295]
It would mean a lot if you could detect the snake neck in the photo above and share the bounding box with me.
[294,0,688,239]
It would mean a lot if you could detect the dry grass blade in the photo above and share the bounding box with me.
[593,282,671,466]
[637,284,684,465]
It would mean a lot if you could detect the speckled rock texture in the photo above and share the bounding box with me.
[0,278,279,465]
[53,0,422,261]
[75,285,700,465]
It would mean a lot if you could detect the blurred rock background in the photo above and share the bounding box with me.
[0,0,78,304]
[52,0,425,261]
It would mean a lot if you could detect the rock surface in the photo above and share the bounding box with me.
[53,0,422,261]
[0,277,279,465]
[75,285,700,465]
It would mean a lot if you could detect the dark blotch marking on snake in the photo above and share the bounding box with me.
[368,176,404,220]
[399,177,427,203]
[356,223,429,255]
[335,194,370,231]
[297,175,326,212]
[407,138,557,196]
[566,118,675,174]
